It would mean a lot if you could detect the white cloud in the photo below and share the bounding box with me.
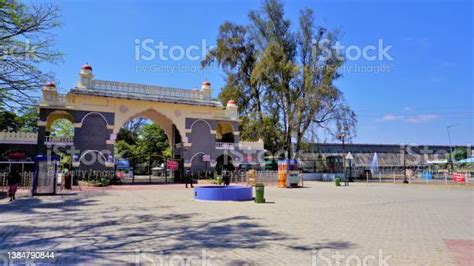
[377,114,440,123]
[379,114,404,122]
[405,114,439,123]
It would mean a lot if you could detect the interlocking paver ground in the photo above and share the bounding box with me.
[0,182,473,265]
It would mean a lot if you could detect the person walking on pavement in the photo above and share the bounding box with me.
[185,169,194,188]
[222,169,230,186]
[7,169,21,201]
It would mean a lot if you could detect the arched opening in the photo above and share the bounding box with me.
[215,154,235,174]
[115,109,183,183]
[45,111,74,140]
[50,119,74,139]
[216,122,234,143]
[190,152,208,173]
[45,111,75,171]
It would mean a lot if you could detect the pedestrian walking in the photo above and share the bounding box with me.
[223,169,230,186]
[185,169,194,188]
[7,170,21,201]
[64,168,72,190]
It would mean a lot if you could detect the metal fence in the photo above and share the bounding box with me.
[238,170,279,186]
[0,172,34,191]
[349,166,473,185]
[191,170,279,186]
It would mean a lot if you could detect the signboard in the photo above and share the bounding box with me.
[167,159,179,170]
[278,160,299,188]
[452,173,465,183]
[345,152,354,160]
[116,159,130,169]
[6,150,27,160]
[32,155,59,195]
[202,154,211,162]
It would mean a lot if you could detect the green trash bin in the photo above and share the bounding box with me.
[255,183,265,203]
[335,177,341,187]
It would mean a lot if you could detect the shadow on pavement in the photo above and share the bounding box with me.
[0,192,356,264]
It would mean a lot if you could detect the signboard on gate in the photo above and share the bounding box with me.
[452,173,465,183]
[167,160,179,170]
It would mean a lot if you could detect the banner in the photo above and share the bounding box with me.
[452,173,465,183]
[167,160,179,170]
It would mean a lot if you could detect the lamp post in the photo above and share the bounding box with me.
[403,145,408,183]
[446,124,457,174]
[345,152,354,185]
[336,133,347,184]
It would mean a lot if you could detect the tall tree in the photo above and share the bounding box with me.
[203,0,356,156]
[0,108,19,131]
[0,0,61,108]
[0,105,38,132]
[16,106,38,132]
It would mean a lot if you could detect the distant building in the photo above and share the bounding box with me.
[299,143,470,174]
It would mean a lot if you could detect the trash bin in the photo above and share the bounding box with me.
[255,183,265,203]
[335,177,341,187]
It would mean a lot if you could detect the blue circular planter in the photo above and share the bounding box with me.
[194,185,253,201]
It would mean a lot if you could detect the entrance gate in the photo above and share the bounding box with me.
[36,64,264,179]
[116,154,182,184]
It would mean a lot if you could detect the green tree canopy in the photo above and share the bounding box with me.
[451,148,468,162]
[0,105,38,132]
[50,118,73,138]
[203,0,356,155]
[115,119,171,162]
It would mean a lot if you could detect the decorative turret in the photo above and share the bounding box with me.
[201,80,211,100]
[225,99,238,119]
[77,63,94,89]
[42,82,57,92]
[41,82,59,103]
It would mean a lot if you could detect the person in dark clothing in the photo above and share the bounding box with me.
[64,168,72,190]
[222,169,231,186]
[185,169,193,188]
[7,170,21,201]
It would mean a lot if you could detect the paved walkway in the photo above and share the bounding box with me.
[0,182,472,265]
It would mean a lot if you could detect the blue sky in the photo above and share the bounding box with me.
[34,0,472,145]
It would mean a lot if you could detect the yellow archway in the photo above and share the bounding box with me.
[45,111,74,132]
[216,122,234,143]
[116,108,183,149]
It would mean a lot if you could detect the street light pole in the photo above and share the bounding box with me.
[446,124,457,174]
[337,133,347,184]
[403,145,408,184]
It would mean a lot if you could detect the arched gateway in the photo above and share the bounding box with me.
[37,64,264,173]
